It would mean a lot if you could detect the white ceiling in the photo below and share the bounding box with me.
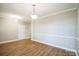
[0,3,77,22]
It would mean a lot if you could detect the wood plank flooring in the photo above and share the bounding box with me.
[0,39,76,56]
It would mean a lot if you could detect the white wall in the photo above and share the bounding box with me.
[77,8,79,39]
[18,22,25,39]
[0,18,18,42]
[0,17,31,42]
[76,6,79,55]
[33,10,77,51]
[25,23,31,39]
[17,21,31,39]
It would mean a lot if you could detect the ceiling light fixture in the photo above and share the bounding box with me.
[31,4,38,20]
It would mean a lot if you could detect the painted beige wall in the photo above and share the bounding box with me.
[33,10,77,51]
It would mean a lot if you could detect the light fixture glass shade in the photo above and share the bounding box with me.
[31,14,38,20]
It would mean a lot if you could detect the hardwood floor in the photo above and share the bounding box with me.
[0,39,76,56]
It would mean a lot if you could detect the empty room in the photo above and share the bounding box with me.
[0,3,79,56]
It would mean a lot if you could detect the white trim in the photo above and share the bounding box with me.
[0,38,77,55]
[32,33,77,55]
[0,8,76,21]
[0,39,22,44]
[35,33,77,39]
[32,39,76,53]
[75,51,79,56]
[39,8,77,19]
[0,38,30,44]
[75,38,79,56]
[15,7,77,21]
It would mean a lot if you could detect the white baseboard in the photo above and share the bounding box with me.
[32,39,77,53]
[0,39,22,44]
[75,38,79,56]
[32,33,78,55]
[0,38,30,44]
[0,38,77,55]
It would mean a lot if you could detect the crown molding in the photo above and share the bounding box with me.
[0,7,77,21]
[39,8,77,19]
